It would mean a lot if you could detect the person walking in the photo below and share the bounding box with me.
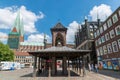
[82,63,86,77]
[88,63,91,72]
[91,63,94,71]
[95,64,98,73]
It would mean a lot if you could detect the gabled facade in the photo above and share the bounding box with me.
[51,22,67,46]
[94,7,120,70]
[75,19,103,65]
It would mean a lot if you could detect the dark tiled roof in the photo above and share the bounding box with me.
[30,46,91,53]
[52,22,66,29]
[43,46,75,51]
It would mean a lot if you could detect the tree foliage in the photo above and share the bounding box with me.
[0,42,14,61]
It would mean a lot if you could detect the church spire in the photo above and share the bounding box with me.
[11,10,21,33]
[20,18,24,36]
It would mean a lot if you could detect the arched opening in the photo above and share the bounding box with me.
[55,33,64,46]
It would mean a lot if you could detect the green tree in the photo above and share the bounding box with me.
[0,42,14,61]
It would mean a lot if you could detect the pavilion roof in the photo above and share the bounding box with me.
[29,46,91,53]
[28,46,91,59]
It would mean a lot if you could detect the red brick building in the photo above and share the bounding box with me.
[94,7,120,70]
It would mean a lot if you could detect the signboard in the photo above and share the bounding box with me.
[103,61,107,69]
[118,59,120,70]
[98,61,103,69]
[112,60,119,70]
[107,60,112,69]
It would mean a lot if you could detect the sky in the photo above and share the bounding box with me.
[0,0,120,44]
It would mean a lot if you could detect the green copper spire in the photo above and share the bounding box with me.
[12,10,21,33]
[20,18,24,36]
[11,10,24,36]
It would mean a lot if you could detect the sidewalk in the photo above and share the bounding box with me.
[97,69,120,79]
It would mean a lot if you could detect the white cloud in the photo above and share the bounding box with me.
[0,32,8,42]
[0,5,45,33]
[26,33,51,43]
[66,21,80,43]
[89,4,112,21]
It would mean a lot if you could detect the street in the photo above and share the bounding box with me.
[0,68,120,80]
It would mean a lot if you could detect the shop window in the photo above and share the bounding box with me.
[101,35,105,43]
[103,23,107,31]
[112,41,118,52]
[115,25,120,35]
[112,14,118,23]
[109,30,115,39]
[117,39,120,49]
[107,19,112,28]
[105,33,110,41]
[107,44,112,53]
[103,45,107,54]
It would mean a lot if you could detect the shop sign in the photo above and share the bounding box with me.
[107,60,113,69]
[112,59,119,70]
[102,61,107,69]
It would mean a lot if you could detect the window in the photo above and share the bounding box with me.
[94,32,97,38]
[98,38,101,45]
[100,26,103,34]
[105,33,110,41]
[112,41,118,52]
[96,49,100,56]
[101,35,105,43]
[112,14,118,23]
[103,45,107,54]
[107,19,112,28]
[95,40,98,46]
[90,32,94,39]
[99,47,103,55]
[97,30,100,36]
[119,10,120,16]
[109,30,115,38]
[117,39,120,49]
[107,44,112,53]
[103,23,107,31]
[115,25,120,35]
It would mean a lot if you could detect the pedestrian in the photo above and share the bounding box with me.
[88,63,91,72]
[91,63,94,71]
[95,64,98,73]
[82,63,86,77]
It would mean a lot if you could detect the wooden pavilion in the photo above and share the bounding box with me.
[28,22,91,77]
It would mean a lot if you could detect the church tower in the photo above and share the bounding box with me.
[7,11,24,49]
[51,22,67,46]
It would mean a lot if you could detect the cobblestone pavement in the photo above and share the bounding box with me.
[0,68,120,80]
